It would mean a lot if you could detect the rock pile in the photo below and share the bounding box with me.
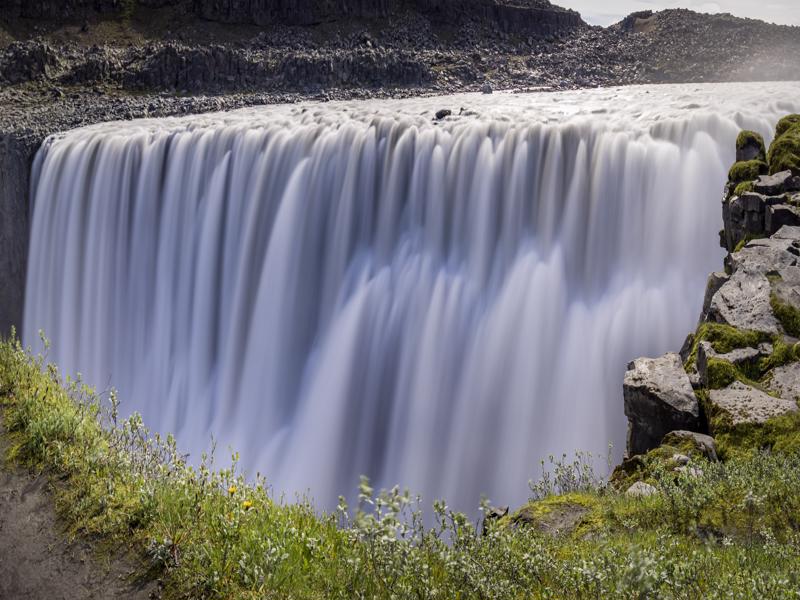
[619,116,800,492]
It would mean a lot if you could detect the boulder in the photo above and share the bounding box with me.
[736,130,766,163]
[768,362,800,402]
[699,272,729,321]
[708,270,781,335]
[708,381,799,428]
[435,109,452,120]
[696,341,769,388]
[662,430,719,461]
[626,481,657,497]
[727,235,800,274]
[766,204,800,236]
[754,170,793,195]
[623,353,701,457]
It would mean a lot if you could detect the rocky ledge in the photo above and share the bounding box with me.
[618,114,800,490]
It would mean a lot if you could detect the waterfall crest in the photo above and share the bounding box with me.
[24,83,800,510]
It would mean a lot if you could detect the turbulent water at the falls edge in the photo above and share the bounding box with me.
[23,83,800,512]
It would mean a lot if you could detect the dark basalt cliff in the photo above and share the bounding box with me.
[1,0,584,35]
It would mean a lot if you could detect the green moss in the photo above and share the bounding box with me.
[706,359,738,389]
[771,293,800,337]
[715,410,800,461]
[732,180,755,197]
[685,323,771,370]
[768,124,800,176]
[736,130,767,163]
[728,159,768,183]
[775,114,800,138]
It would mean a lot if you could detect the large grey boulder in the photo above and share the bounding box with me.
[769,362,800,403]
[755,170,794,196]
[708,381,798,427]
[766,205,800,236]
[707,270,781,335]
[624,353,701,457]
[728,235,800,274]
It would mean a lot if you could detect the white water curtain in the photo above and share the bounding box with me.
[24,84,800,510]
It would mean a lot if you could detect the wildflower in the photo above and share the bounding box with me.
[242,500,253,511]
[228,485,237,496]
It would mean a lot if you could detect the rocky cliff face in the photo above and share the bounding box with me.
[619,117,800,489]
[0,0,584,34]
[0,134,30,336]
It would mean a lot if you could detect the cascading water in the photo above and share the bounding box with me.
[23,82,800,512]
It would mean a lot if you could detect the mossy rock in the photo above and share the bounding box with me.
[714,410,800,460]
[733,180,754,197]
[728,159,768,183]
[768,123,800,176]
[685,323,771,370]
[736,130,767,163]
[770,293,800,337]
[775,114,800,138]
[506,493,601,537]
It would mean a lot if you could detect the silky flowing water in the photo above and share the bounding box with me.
[23,82,800,511]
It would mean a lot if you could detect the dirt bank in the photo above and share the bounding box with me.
[0,414,158,600]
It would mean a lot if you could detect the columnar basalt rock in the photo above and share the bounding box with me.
[623,118,800,463]
[623,353,701,457]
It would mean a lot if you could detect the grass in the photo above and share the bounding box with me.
[2,332,800,599]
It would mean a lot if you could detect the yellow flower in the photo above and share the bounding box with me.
[242,500,253,511]
[228,485,237,496]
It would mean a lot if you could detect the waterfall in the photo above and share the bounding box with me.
[23,83,800,511]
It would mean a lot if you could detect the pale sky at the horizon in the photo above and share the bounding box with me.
[558,1,800,27]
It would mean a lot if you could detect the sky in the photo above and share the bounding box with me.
[559,1,800,27]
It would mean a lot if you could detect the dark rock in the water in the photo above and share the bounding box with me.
[662,430,719,461]
[435,109,452,120]
[708,381,798,428]
[623,353,701,457]
[755,170,793,195]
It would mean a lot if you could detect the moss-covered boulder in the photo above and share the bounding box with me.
[768,117,800,176]
[736,130,766,163]
[728,159,768,183]
[775,114,800,138]
[662,430,718,461]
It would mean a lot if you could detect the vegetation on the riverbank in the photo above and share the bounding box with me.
[2,333,800,599]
